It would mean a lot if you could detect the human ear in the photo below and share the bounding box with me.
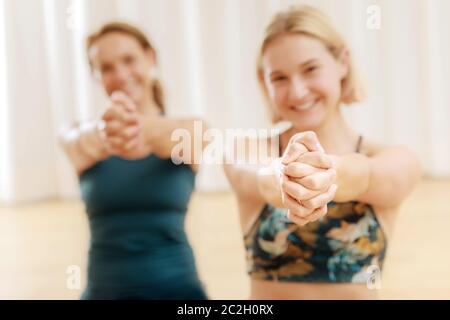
[336,48,350,79]
[145,48,156,68]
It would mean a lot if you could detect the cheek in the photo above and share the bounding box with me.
[132,66,149,84]
[311,74,341,103]
[269,85,288,106]
[132,58,152,82]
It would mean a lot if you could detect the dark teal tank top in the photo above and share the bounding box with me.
[79,155,206,299]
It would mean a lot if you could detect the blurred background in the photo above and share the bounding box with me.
[0,0,449,299]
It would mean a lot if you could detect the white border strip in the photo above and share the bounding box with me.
[0,0,12,203]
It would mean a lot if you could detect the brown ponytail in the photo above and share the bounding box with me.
[151,78,164,113]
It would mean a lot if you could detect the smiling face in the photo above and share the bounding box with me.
[89,32,154,107]
[261,33,348,131]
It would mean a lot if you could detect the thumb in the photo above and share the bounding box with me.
[111,91,137,112]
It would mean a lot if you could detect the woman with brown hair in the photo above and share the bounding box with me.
[60,22,208,300]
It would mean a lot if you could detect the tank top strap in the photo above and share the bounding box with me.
[355,135,363,153]
[278,135,283,157]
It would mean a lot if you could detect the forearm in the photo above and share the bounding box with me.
[59,121,109,175]
[224,159,284,208]
[142,116,208,163]
[333,153,371,202]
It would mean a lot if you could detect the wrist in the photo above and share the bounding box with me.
[78,120,110,161]
[332,153,371,202]
[94,120,110,159]
[257,158,285,207]
[329,154,342,183]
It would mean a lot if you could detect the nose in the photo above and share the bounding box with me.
[288,76,309,103]
[112,64,130,87]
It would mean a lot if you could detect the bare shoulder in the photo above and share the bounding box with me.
[360,137,391,156]
[361,138,419,162]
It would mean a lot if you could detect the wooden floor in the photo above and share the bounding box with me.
[1,179,449,300]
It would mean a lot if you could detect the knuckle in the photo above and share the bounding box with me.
[305,176,318,189]
[297,206,311,218]
[318,153,327,164]
[318,195,328,206]
[125,129,135,138]
[286,162,296,172]
[304,131,317,142]
[291,213,305,225]
[287,210,297,222]
[288,207,300,218]
[287,203,298,215]
[281,180,289,191]
[295,187,306,199]
[291,133,302,142]
[290,143,302,153]
[104,126,113,135]
[303,198,316,210]
[294,163,306,176]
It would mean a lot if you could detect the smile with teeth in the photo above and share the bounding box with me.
[291,98,319,111]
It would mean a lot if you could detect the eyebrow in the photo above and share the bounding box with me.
[269,59,319,77]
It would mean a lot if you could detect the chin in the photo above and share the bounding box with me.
[291,121,322,132]
[285,109,327,132]
[125,90,144,106]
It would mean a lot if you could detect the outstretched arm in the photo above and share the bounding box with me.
[332,145,421,208]
[59,121,109,175]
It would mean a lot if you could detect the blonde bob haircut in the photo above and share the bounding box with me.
[257,6,365,123]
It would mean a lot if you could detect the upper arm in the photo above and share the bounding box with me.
[358,143,422,208]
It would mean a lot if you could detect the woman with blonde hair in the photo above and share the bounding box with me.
[224,6,421,299]
[60,22,208,299]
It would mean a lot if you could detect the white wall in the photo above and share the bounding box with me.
[0,0,449,203]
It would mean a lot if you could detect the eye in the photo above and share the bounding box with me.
[305,66,319,74]
[124,55,135,65]
[271,76,288,83]
[101,65,113,74]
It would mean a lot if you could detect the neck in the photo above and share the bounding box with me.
[137,92,161,116]
[284,107,360,155]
